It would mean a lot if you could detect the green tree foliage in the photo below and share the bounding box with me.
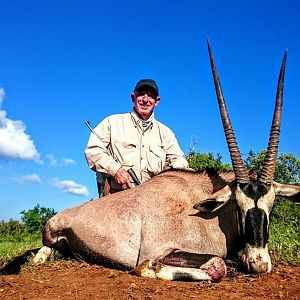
[186,150,232,172]
[0,205,57,244]
[0,219,24,239]
[20,204,56,234]
[244,150,300,184]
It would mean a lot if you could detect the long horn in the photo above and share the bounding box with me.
[260,50,287,184]
[207,39,249,183]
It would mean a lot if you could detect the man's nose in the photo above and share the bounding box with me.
[141,94,149,101]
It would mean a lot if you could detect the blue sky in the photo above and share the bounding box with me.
[1,0,299,221]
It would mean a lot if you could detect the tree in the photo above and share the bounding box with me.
[20,204,57,234]
[0,219,24,239]
[244,150,300,185]
[186,150,232,172]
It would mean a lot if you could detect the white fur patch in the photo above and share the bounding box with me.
[155,264,212,281]
[243,244,272,273]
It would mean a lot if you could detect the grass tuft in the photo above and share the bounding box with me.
[268,199,300,265]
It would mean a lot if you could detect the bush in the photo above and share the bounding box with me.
[0,219,25,239]
[0,205,56,259]
[0,204,56,252]
[186,151,232,172]
[244,150,300,184]
[20,204,56,234]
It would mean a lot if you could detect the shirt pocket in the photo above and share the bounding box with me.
[147,145,166,174]
[114,141,136,167]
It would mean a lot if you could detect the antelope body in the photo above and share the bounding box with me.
[33,42,300,281]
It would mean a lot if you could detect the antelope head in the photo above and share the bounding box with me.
[194,41,299,273]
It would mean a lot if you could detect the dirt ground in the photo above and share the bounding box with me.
[0,259,299,300]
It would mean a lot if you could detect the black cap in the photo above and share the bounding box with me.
[134,79,159,96]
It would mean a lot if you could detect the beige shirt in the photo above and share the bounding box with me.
[84,109,188,183]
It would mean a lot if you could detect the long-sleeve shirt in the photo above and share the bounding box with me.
[84,109,188,184]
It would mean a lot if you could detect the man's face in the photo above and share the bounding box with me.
[131,89,160,120]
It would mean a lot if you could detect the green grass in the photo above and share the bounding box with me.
[0,234,42,261]
[269,225,300,264]
[268,199,300,265]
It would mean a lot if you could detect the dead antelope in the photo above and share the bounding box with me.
[33,42,300,282]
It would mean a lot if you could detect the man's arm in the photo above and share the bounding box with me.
[164,130,189,170]
[84,117,122,176]
[84,117,133,189]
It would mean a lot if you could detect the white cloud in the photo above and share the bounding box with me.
[46,154,75,167]
[46,154,58,166]
[62,157,75,166]
[0,88,41,161]
[50,178,89,197]
[11,173,42,184]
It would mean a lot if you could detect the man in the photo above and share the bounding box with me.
[85,79,188,196]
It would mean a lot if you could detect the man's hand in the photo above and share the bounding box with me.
[114,167,133,190]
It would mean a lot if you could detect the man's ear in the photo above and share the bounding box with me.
[193,185,233,213]
[131,93,136,102]
[154,96,160,107]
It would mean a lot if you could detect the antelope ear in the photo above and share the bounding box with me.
[193,185,233,212]
[273,182,300,203]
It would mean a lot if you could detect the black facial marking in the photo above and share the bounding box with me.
[239,181,271,206]
[245,208,269,247]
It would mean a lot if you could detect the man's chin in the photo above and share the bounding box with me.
[140,112,151,120]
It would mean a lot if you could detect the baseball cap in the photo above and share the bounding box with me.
[134,79,159,96]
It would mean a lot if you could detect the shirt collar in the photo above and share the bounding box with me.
[131,108,154,123]
[131,108,155,131]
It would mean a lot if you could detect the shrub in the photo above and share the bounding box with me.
[20,204,56,234]
[186,151,231,172]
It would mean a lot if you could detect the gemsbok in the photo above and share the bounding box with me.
[32,41,300,282]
